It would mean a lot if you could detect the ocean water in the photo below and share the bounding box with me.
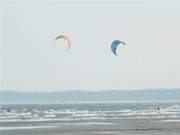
[0,102,180,130]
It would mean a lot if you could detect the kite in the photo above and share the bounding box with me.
[54,34,71,50]
[111,40,126,55]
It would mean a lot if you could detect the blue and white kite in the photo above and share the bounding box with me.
[111,40,126,56]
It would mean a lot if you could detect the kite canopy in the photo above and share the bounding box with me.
[54,34,71,50]
[111,40,126,56]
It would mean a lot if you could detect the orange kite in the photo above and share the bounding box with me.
[54,34,71,50]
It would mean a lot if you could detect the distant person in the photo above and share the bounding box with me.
[157,106,160,112]
[6,108,11,112]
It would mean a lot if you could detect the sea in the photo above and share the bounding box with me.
[1,102,180,131]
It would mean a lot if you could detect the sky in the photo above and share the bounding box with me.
[1,0,180,91]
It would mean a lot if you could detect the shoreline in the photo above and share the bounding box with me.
[1,121,180,135]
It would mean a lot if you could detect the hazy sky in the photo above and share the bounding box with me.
[1,0,180,91]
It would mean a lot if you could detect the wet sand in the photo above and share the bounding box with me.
[1,121,180,135]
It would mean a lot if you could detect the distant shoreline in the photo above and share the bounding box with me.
[1,89,180,104]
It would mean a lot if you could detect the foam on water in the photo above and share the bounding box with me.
[0,125,58,130]
[1,103,180,127]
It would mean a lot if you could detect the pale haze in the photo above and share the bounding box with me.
[1,0,180,91]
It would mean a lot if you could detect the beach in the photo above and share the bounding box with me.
[1,121,180,135]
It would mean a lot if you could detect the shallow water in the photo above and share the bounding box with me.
[0,102,180,129]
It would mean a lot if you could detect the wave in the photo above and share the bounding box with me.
[0,125,58,130]
[1,103,180,123]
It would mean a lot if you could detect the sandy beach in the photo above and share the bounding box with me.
[1,121,180,135]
